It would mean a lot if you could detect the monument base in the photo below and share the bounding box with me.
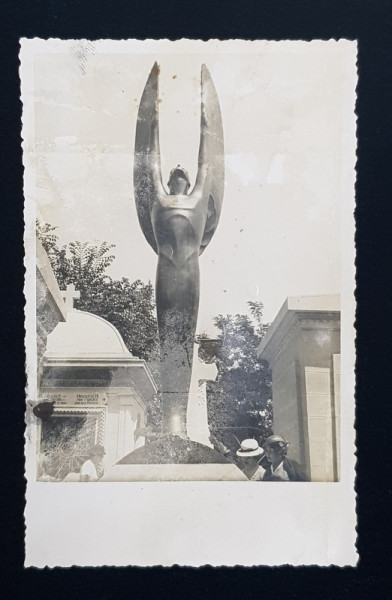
[101,434,248,482]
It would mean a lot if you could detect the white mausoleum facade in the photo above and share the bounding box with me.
[39,309,157,479]
[35,237,157,480]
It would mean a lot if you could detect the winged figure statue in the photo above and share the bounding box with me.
[134,62,224,435]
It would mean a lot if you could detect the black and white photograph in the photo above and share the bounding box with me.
[22,38,357,566]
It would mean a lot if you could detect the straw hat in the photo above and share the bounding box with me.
[236,439,264,458]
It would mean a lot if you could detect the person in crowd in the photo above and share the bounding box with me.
[209,433,231,458]
[263,435,307,481]
[236,438,266,480]
[37,453,57,482]
[80,444,106,482]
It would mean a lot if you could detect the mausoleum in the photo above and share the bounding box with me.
[35,237,157,480]
[258,295,340,482]
[39,307,157,479]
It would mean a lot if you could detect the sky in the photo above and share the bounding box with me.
[22,39,357,335]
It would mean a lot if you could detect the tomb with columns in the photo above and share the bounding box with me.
[257,295,341,482]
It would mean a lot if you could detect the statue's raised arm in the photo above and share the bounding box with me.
[191,65,225,255]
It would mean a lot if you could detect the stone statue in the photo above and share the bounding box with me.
[134,63,224,436]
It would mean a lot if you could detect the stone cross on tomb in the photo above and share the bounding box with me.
[61,284,80,311]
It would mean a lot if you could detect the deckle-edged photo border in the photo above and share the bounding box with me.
[22,38,357,566]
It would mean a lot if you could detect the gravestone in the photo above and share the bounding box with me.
[186,343,217,447]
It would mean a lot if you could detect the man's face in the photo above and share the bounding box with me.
[265,445,282,464]
[92,453,104,466]
[241,456,258,467]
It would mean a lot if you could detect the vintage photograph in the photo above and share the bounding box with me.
[22,38,357,565]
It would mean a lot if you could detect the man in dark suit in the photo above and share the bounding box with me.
[263,435,307,481]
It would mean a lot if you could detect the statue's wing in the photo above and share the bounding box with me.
[133,62,164,254]
[191,65,225,255]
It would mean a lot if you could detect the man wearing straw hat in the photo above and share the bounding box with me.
[236,439,266,481]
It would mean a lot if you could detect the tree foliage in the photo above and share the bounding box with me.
[201,302,273,456]
[36,221,158,361]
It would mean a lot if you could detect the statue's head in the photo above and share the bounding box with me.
[167,165,191,195]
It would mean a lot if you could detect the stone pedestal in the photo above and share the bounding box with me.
[258,295,340,482]
[101,435,247,481]
[101,462,247,482]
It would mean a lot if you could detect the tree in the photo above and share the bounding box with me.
[201,302,273,456]
[36,220,159,361]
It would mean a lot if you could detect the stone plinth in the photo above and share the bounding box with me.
[101,463,247,482]
[101,435,247,481]
[258,295,340,482]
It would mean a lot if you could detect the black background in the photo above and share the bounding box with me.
[1,1,391,598]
